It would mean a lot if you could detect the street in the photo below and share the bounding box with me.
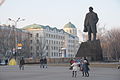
[0,65,120,80]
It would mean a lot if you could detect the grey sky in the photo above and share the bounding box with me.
[0,0,120,30]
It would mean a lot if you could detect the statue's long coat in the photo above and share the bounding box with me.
[84,11,99,33]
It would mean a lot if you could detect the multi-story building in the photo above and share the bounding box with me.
[23,22,79,58]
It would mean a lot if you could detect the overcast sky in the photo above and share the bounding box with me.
[0,0,120,31]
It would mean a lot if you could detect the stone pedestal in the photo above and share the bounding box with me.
[76,40,103,61]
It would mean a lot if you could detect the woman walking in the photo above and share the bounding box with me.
[82,60,90,77]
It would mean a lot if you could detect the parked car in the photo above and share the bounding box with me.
[0,58,8,65]
[0,59,6,65]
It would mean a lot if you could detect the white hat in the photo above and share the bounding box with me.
[84,60,87,63]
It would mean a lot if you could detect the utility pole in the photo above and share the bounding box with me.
[8,18,25,59]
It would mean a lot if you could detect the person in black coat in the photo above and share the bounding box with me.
[43,57,47,68]
[19,57,25,70]
[40,58,44,68]
[82,60,90,77]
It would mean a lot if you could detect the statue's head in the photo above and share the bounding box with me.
[89,7,93,12]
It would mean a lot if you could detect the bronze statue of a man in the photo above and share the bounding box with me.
[84,7,99,41]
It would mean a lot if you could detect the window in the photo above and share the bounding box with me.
[46,40,48,44]
[30,40,32,44]
[46,52,48,56]
[51,35,53,38]
[56,53,58,56]
[52,40,53,44]
[59,41,60,44]
[46,46,48,50]
[56,41,58,44]
[36,33,39,37]
[36,46,39,50]
[31,46,32,50]
[51,46,53,50]
[30,34,32,37]
[54,52,56,56]
[52,52,54,56]
[49,40,51,44]
[37,39,39,44]
[46,33,48,37]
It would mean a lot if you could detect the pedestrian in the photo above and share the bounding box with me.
[5,59,8,65]
[43,57,47,68]
[70,59,75,65]
[82,60,90,77]
[19,57,25,70]
[0,59,1,64]
[79,60,84,76]
[71,61,79,77]
[84,57,90,65]
[40,58,44,68]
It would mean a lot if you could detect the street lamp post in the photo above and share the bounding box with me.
[8,18,25,59]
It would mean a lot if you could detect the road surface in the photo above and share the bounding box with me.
[0,65,120,80]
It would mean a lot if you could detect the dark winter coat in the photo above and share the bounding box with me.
[82,63,90,73]
[20,59,25,65]
[43,58,47,64]
[40,59,44,64]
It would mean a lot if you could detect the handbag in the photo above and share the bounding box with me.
[80,67,83,71]
[69,66,73,70]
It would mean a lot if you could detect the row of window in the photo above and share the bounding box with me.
[30,33,65,40]
[68,45,75,48]
[68,54,74,57]
[68,49,75,53]
[45,28,64,33]
[45,33,65,39]
[51,52,74,57]
[31,46,62,51]
[30,52,74,58]
[46,40,64,45]
[30,39,64,45]
[51,52,61,57]
[66,29,76,34]
[68,40,75,43]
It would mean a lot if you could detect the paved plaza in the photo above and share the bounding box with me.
[0,65,120,80]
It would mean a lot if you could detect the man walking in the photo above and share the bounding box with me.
[19,57,25,70]
[40,58,44,68]
[43,57,47,68]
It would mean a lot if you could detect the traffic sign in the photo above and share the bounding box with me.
[17,43,22,47]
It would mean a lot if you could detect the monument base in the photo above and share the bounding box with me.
[76,40,103,61]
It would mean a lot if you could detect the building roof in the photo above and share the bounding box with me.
[64,22,76,28]
[22,24,45,29]
[22,24,65,32]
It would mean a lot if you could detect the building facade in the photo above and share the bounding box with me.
[23,22,79,58]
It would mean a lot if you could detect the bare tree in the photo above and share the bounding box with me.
[0,26,14,58]
[0,25,30,59]
[100,28,120,61]
[35,36,46,59]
